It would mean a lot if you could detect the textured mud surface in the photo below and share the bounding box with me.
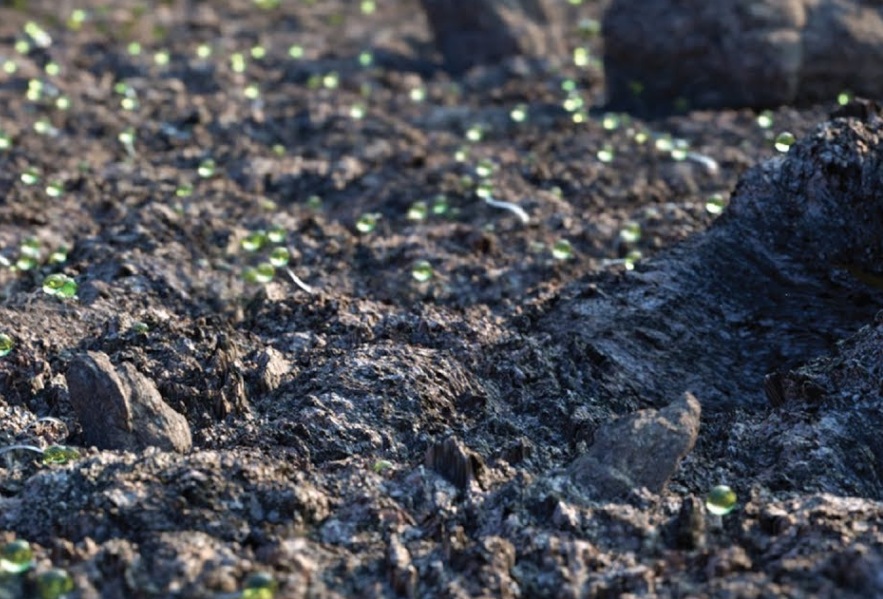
[1,1,882,598]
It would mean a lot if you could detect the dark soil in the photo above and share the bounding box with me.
[1,1,881,598]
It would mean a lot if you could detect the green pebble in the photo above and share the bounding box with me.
[267,226,286,244]
[475,159,495,178]
[197,158,216,178]
[21,167,40,185]
[373,460,393,474]
[552,239,573,261]
[242,572,278,599]
[242,231,269,252]
[42,274,77,298]
[411,260,433,283]
[254,262,275,283]
[269,247,290,267]
[20,238,41,259]
[41,445,80,465]
[705,484,737,516]
[705,193,727,216]
[431,195,449,215]
[131,321,150,335]
[619,222,642,245]
[407,202,428,221]
[16,256,37,271]
[756,110,774,129]
[774,131,796,153]
[36,568,75,599]
[356,213,378,234]
[49,247,68,264]
[0,333,13,357]
[0,539,34,574]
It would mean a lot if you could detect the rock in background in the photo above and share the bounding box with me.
[419,0,565,73]
[603,0,883,114]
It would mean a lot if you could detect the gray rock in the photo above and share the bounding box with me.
[570,393,701,498]
[419,0,564,74]
[603,0,883,114]
[66,351,192,453]
[255,347,290,394]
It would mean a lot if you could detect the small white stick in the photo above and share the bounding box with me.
[0,444,44,457]
[285,268,314,294]
[484,196,530,224]
[686,152,719,174]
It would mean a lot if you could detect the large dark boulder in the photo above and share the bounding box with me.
[603,0,883,114]
[419,0,564,73]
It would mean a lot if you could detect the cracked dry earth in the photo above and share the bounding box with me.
[1,1,883,598]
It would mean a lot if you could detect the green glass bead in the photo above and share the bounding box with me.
[42,274,77,298]
[411,260,433,283]
[0,540,34,574]
[0,333,13,357]
[269,248,290,268]
[36,568,75,599]
[552,239,573,261]
[706,485,737,516]
[241,231,268,252]
[242,572,277,599]
[41,445,80,465]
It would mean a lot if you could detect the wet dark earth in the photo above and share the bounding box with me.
[1,1,883,598]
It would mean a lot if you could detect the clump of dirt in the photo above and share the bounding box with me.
[0,1,881,598]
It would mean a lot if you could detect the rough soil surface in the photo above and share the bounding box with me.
[1,1,882,598]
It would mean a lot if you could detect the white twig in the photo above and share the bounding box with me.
[686,152,719,174]
[484,196,530,224]
[285,268,314,294]
[0,444,44,457]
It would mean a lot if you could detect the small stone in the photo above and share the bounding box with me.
[255,347,290,394]
[570,392,701,499]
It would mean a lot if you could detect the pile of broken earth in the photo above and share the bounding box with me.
[1,1,883,598]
